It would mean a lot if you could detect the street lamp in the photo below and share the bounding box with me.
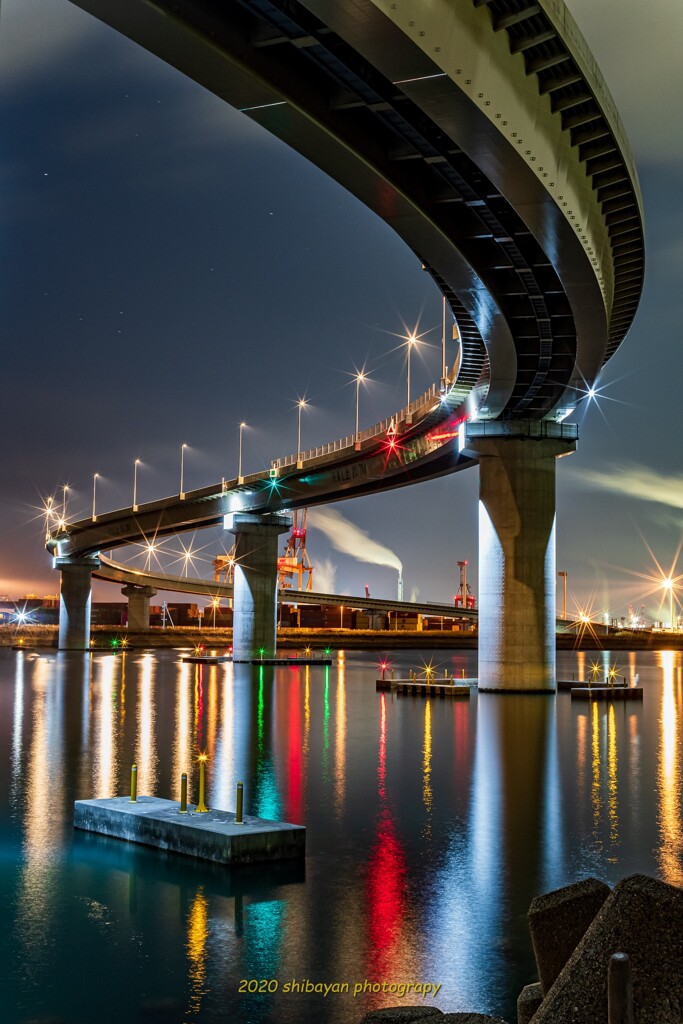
[296,398,307,467]
[212,596,219,628]
[441,295,447,384]
[180,443,188,499]
[62,484,69,521]
[133,459,141,511]
[92,473,99,521]
[354,372,366,446]
[406,334,418,407]
[44,496,55,540]
[558,570,567,620]
[663,578,675,631]
[238,422,246,483]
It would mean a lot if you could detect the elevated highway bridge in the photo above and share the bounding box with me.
[50,0,644,690]
[96,555,477,625]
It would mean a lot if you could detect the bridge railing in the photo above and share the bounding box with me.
[465,420,579,441]
[272,382,441,470]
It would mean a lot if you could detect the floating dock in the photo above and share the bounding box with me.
[233,657,332,666]
[557,678,627,691]
[182,655,231,664]
[74,796,305,864]
[570,686,643,701]
[376,677,473,697]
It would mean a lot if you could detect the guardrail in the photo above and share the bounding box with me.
[271,382,442,470]
[466,420,579,441]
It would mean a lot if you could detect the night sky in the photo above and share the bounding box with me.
[2,0,682,622]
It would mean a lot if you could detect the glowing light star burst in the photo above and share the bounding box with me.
[573,372,633,436]
[166,535,213,577]
[612,535,683,630]
[571,606,604,649]
[420,657,439,680]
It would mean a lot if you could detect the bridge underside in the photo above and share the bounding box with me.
[68,0,643,421]
[55,0,643,687]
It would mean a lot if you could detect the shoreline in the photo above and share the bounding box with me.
[3,624,683,651]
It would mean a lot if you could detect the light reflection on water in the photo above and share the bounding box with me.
[657,650,683,885]
[2,647,683,1024]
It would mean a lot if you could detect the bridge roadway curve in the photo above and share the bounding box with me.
[50,376,479,563]
[51,1,642,678]
[68,0,644,420]
[95,555,477,622]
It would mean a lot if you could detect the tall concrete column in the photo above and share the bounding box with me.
[122,584,157,630]
[56,555,100,650]
[229,513,291,661]
[467,424,576,692]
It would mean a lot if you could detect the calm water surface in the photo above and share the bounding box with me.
[1,647,682,1023]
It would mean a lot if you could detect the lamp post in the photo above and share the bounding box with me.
[180,443,188,499]
[355,372,365,445]
[44,496,55,540]
[441,296,447,383]
[663,578,675,631]
[558,570,567,620]
[133,459,141,511]
[238,422,246,483]
[62,484,69,521]
[297,398,307,466]
[406,334,417,407]
[92,473,99,521]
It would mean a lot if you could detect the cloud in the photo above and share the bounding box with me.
[308,507,402,572]
[572,463,683,512]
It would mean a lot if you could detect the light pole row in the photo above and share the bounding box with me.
[82,326,448,520]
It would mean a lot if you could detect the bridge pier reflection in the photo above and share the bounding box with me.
[467,426,576,691]
[55,555,99,650]
[122,584,157,630]
[229,513,291,661]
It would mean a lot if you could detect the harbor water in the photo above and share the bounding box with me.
[1,646,681,1023]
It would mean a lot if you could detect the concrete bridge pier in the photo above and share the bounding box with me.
[56,555,100,650]
[467,425,576,692]
[229,512,291,661]
[122,584,157,630]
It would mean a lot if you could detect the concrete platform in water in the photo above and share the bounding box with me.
[557,678,627,691]
[376,677,474,697]
[232,657,332,666]
[182,655,231,664]
[570,686,643,701]
[74,796,305,864]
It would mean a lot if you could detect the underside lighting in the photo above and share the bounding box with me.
[239,100,287,112]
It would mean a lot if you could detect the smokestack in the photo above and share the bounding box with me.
[397,571,403,602]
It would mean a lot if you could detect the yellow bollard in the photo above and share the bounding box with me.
[130,764,138,803]
[235,781,244,824]
[179,773,188,813]
[196,755,209,813]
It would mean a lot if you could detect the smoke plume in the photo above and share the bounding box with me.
[314,557,337,595]
[573,464,683,511]
[308,507,402,573]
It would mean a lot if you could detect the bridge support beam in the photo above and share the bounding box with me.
[122,584,157,630]
[468,428,576,692]
[229,513,291,661]
[56,555,100,650]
